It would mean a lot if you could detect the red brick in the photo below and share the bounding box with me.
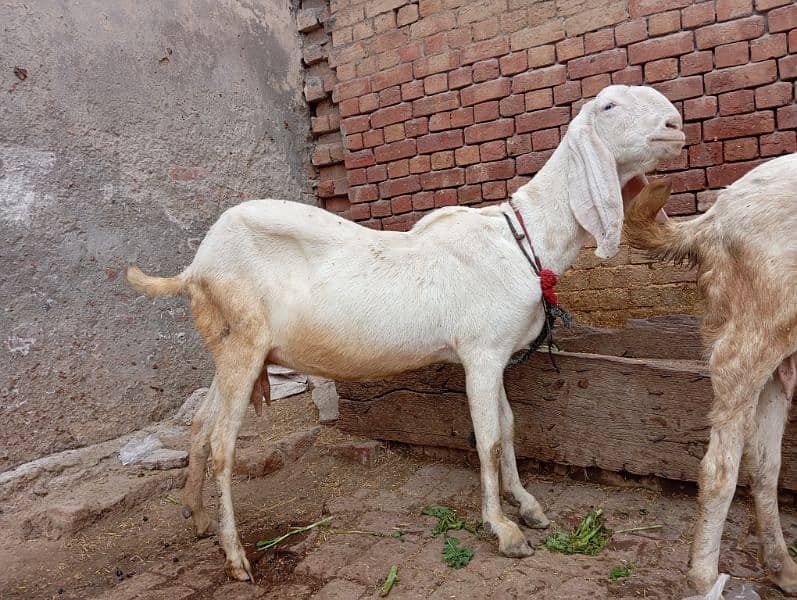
[653,76,704,101]
[684,122,702,145]
[409,154,431,173]
[461,38,510,65]
[344,149,376,169]
[366,164,388,184]
[612,66,644,85]
[339,97,361,118]
[473,101,500,122]
[769,4,797,33]
[465,159,515,183]
[464,118,515,144]
[420,167,464,189]
[512,65,566,93]
[645,58,679,83]
[528,45,557,68]
[383,212,421,231]
[348,184,379,203]
[703,111,775,140]
[397,3,419,26]
[448,67,473,89]
[581,73,611,97]
[707,159,766,186]
[347,168,368,186]
[446,27,473,49]
[461,78,512,106]
[719,90,755,116]
[777,104,797,128]
[553,81,581,104]
[455,145,480,166]
[451,107,474,128]
[755,82,793,108]
[584,29,615,54]
[500,52,528,76]
[405,117,429,137]
[689,142,723,166]
[791,29,797,52]
[670,168,706,192]
[399,41,424,64]
[358,93,378,113]
[472,18,500,42]
[715,41,749,68]
[423,32,448,56]
[417,130,464,153]
[516,106,571,133]
[629,0,690,19]
[363,129,385,148]
[472,59,500,83]
[750,34,788,62]
[567,48,628,78]
[628,32,693,64]
[556,37,585,62]
[532,128,560,150]
[500,94,527,117]
[682,3,715,29]
[434,188,458,207]
[480,140,507,162]
[412,91,460,116]
[430,150,454,169]
[387,159,410,178]
[525,89,554,111]
[388,195,411,214]
[780,55,797,79]
[346,133,364,151]
[378,86,402,107]
[457,184,482,204]
[413,51,460,78]
[658,148,689,171]
[506,134,532,156]
[683,96,718,120]
[349,202,371,220]
[428,112,451,132]
[724,137,757,161]
[760,131,797,156]
[716,0,753,21]
[379,175,422,198]
[482,180,507,200]
[695,16,764,49]
[615,19,648,46]
[369,103,411,128]
[410,11,456,39]
[649,11,681,36]
[704,60,777,94]
[756,0,793,9]
[680,51,714,76]
[401,80,425,101]
[516,149,555,174]
[374,139,417,163]
[412,190,434,210]
[384,123,406,143]
[333,77,372,102]
[371,64,413,93]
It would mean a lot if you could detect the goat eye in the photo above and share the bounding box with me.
[603,102,615,111]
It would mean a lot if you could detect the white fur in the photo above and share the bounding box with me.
[129,85,684,581]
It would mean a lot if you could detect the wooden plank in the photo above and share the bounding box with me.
[556,315,703,360]
[337,353,797,491]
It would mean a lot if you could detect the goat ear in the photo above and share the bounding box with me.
[566,102,623,259]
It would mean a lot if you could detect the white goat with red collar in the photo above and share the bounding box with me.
[127,85,684,582]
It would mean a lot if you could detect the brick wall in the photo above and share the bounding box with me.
[297,0,796,325]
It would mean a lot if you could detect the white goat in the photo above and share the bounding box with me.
[127,85,684,581]
[624,157,797,595]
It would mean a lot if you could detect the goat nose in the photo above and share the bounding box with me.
[665,116,682,131]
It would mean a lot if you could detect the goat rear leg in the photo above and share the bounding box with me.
[498,386,549,529]
[464,359,533,558]
[182,377,220,537]
[745,377,797,595]
[212,343,268,582]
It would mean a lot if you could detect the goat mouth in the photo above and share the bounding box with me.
[649,135,685,144]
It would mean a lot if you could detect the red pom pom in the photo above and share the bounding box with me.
[539,268,559,305]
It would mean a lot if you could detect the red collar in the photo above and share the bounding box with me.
[508,201,560,306]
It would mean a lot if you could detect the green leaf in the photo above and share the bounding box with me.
[609,564,632,581]
[421,506,480,536]
[443,536,474,569]
[543,509,612,556]
[379,564,399,597]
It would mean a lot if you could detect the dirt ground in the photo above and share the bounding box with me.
[1,393,794,600]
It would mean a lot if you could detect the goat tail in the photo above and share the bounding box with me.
[623,178,699,265]
[126,265,187,297]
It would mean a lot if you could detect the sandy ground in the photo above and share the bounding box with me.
[0,393,794,600]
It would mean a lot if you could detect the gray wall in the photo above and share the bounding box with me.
[0,0,313,471]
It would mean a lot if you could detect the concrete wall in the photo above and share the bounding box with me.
[0,0,313,471]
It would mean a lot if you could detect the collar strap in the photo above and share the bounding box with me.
[504,203,560,306]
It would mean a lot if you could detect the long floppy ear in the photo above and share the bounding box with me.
[566,101,623,259]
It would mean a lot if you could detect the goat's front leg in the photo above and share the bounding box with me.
[744,377,797,595]
[464,359,533,558]
[498,385,549,529]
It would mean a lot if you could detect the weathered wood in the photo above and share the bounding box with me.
[337,353,797,491]
[556,314,703,360]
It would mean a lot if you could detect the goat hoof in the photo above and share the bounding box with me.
[770,561,797,596]
[499,537,535,558]
[520,507,550,529]
[192,511,218,538]
[686,567,717,596]
[225,555,254,582]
